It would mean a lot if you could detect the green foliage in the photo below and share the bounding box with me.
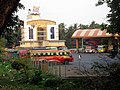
[9,58,34,83]
[1,3,25,47]
[97,0,120,34]
[0,59,120,90]
[0,37,7,48]
[58,22,106,48]
[58,23,66,40]
[30,70,43,85]
[89,21,102,29]
[58,81,77,90]
[91,62,120,89]
[0,78,43,90]
[78,24,89,29]
[0,39,8,62]
[44,77,62,88]
[0,62,12,77]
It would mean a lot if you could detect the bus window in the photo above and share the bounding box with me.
[56,52,59,56]
[66,52,70,55]
[50,52,54,56]
[47,52,50,56]
[36,53,38,56]
[33,53,36,57]
[64,52,68,55]
[43,53,46,56]
[38,53,41,56]
[53,52,56,56]
[45,53,48,56]
[40,53,43,56]
[59,52,63,56]
[31,53,34,56]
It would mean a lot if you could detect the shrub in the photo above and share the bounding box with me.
[91,62,120,89]
[30,70,43,85]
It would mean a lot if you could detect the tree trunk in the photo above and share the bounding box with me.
[0,0,20,35]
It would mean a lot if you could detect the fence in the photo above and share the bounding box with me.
[32,59,62,77]
[32,58,93,78]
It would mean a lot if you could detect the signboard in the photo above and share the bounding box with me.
[32,6,40,14]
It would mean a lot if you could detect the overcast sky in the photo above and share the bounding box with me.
[18,0,110,26]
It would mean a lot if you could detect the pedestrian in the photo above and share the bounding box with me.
[78,53,82,71]
[78,53,82,60]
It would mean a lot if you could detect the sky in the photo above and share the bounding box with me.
[18,0,110,26]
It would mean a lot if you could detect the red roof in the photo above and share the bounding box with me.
[72,29,113,38]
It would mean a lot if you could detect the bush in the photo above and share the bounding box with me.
[44,78,62,88]
[91,62,120,90]
[30,70,42,85]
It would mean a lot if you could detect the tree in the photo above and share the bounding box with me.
[58,23,66,40]
[0,0,21,35]
[97,0,120,56]
[96,0,120,34]
[60,22,108,48]
[0,37,7,49]
[65,24,78,48]
[89,21,102,29]
[78,24,89,29]
[0,1,24,47]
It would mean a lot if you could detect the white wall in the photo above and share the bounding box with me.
[22,25,37,41]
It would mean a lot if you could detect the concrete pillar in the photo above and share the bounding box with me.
[76,38,79,49]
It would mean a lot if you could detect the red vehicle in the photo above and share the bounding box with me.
[30,50,74,64]
[18,49,29,58]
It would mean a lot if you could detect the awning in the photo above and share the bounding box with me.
[72,29,113,38]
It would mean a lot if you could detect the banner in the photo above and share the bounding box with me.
[33,6,40,14]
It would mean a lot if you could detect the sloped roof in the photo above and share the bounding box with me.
[72,29,113,38]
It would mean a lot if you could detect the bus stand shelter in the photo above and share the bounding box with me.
[71,29,119,50]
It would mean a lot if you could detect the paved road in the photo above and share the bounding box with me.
[58,53,120,77]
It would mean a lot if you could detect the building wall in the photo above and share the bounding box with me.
[20,40,65,48]
[21,25,37,41]
[48,41,65,47]
[27,20,56,27]
[47,25,59,40]
[20,19,65,48]
[26,20,57,41]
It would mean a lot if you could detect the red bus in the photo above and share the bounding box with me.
[18,49,30,58]
[30,50,74,64]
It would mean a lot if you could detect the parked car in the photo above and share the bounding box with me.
[84,46,97,53]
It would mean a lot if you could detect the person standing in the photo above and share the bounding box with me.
[78,53,82,71]
[78,53,82,60]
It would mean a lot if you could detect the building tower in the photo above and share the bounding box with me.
[20,6,65,48]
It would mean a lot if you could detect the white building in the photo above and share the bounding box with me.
[20,6,65,48]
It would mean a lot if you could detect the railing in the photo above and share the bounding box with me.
[32,59,62,77]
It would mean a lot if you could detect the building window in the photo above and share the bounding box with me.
[50,27,55,39]
[29,27,33,39]
[37,27,45,31]
[38,37,44,40]
[38,32,45,35]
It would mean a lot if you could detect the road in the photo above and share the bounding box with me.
[57,53,120,77]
